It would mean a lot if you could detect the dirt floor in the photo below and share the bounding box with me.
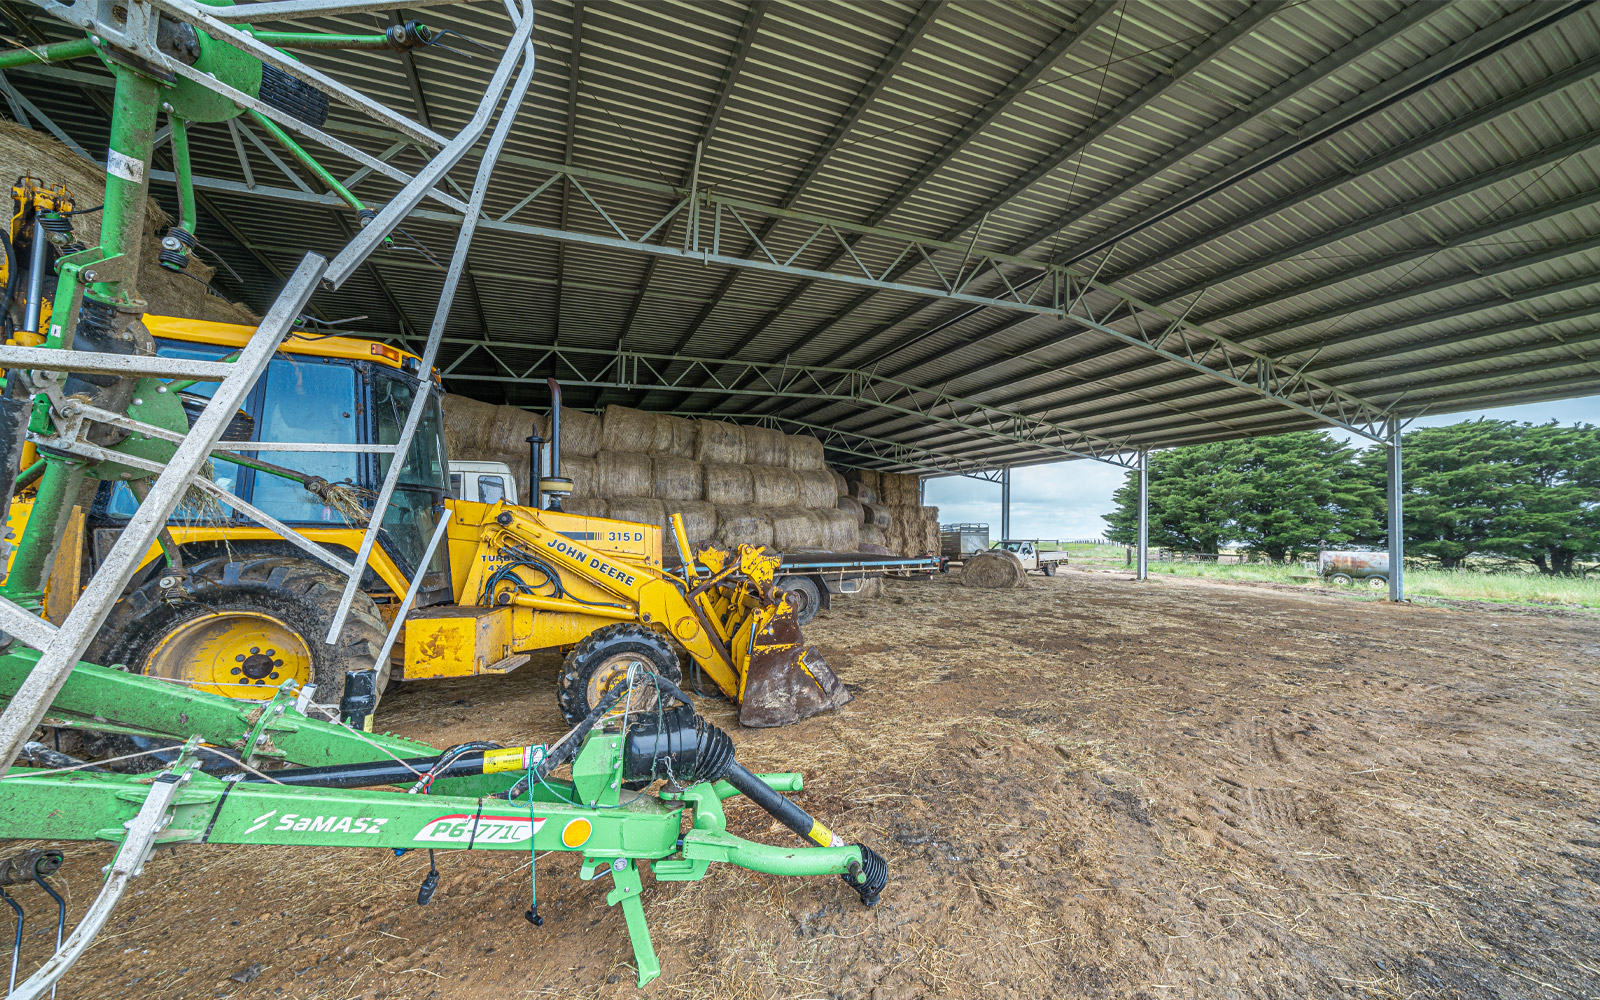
[11,569,1600,999]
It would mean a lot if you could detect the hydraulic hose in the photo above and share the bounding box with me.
[623,706,888,905]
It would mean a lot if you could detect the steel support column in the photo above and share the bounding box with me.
[1386,419,1404,602]
[1136,449,1149,582]
[1000,467,1011,542]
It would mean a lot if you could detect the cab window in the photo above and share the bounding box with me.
[252,358,360,523]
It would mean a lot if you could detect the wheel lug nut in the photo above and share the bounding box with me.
[231,667,241,675]
[269,672,279,679]
[250,647,260,655]
[273,659,283,667]
[235,654,245,662]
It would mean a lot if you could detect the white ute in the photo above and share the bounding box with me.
[449,460,518,505]
[996,539,1070,577]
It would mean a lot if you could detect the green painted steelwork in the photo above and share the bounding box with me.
[0,651,870,987]
[0,38,97,69]
[246,109,369,214]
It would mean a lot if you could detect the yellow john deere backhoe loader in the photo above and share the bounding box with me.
[2,314,850,728]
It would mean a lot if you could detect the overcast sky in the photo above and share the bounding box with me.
[924,394,1600,541]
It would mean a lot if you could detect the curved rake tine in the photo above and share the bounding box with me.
[0,886,21,994]
[28,872,64,1000]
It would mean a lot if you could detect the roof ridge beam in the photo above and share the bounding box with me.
[873,201,1600,409]
[1120,124,1600,308]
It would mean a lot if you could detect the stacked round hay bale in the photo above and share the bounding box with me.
[696,421,857,553]
[840,470,937,558]
[436,401,862,559]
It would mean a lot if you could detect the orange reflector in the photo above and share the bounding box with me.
[561,817,592,848]
[370,343,403,364]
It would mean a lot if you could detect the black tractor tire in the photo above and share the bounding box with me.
[86,555,391,702]
[1043,562,1059,577]
[776,575,823,627]
[557,623,684,726]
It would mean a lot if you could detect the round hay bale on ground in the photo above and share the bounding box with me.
[816,508,859,550]
[559,407,602,458]
[561,456,598,498]
[836,495,865,524]
[664,500,717,544]
[855,576,884,599]
[596,452,651,497]
[715,505,773,549]
[560,497,608,518]
[741,425,787,466]
[601,405,658,453]
[962,549,1027,589]
[650,415,697,458]
[786,433,826,471]
[441,394,499,457]
[751,467,802,507]
[606,496,666,530]
[695,421,746,464]
[858,523,886,548]
[861,502,891,529]
[703,464,754,505]
[769,507,824,551]
[650,456,702,501]
[830,469,847,496]
[796,469,837,508]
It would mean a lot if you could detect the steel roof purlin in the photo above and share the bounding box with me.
[5,0,1599,474]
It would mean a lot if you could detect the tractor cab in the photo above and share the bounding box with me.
[83,316,454,605]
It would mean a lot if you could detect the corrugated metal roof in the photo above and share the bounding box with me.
[5,0,1599,473]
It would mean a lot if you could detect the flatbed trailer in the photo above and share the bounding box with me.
[772,553,940,624]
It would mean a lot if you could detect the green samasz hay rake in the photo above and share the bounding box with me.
[0,1,888,994]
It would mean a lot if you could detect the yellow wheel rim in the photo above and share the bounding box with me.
[146,611,313,698]
[585,652,664,715]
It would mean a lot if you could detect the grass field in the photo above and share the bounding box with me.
[1041,543,1600,609]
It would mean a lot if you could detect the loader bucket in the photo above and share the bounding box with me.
[736,601,851,727]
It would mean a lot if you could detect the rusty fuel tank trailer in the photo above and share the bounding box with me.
[1317,550,1390,588]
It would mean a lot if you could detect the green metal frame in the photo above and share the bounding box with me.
[0,651,867,986]
[0,18,423,610]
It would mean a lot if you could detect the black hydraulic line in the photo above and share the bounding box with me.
[234,744,509,789]
[621,706,888,905]
[234,681,680,790]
